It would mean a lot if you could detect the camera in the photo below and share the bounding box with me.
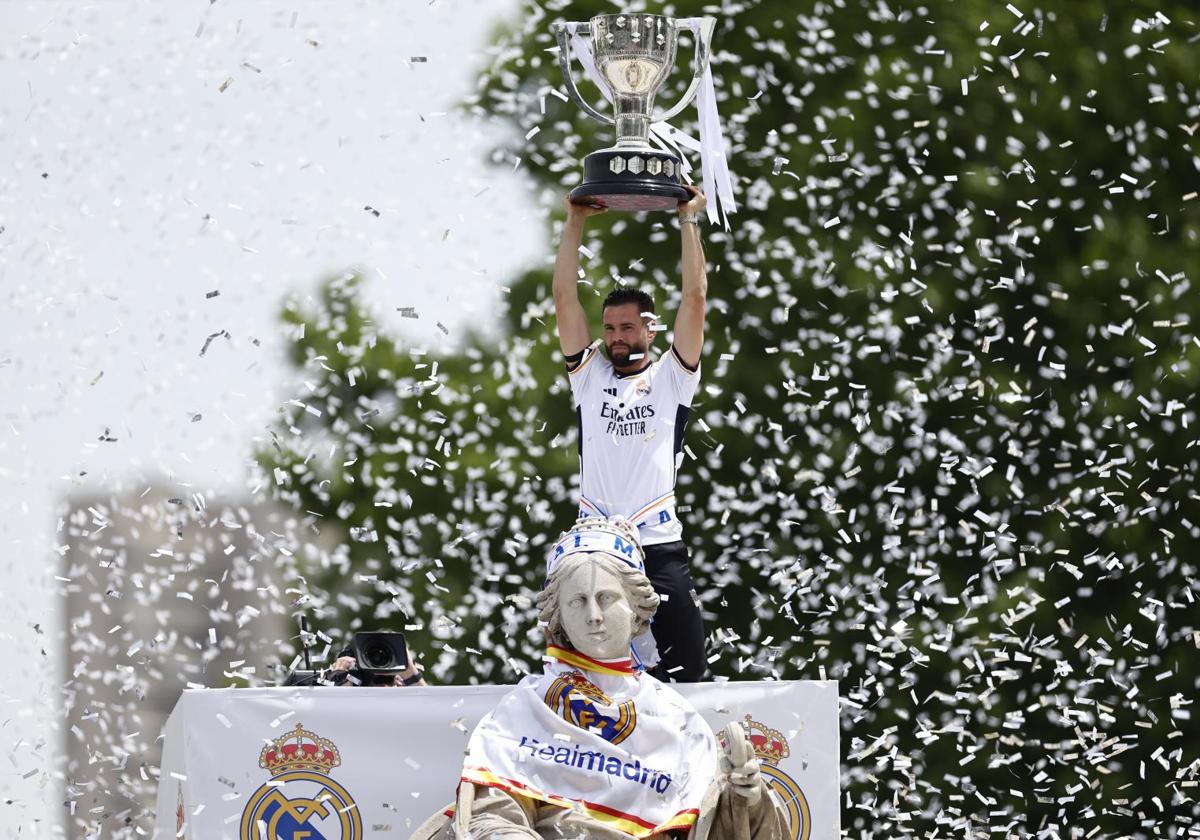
[347,631,411,684]
[282,630,411,687]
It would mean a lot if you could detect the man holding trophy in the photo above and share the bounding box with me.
[547,13,729,681]
[553,186,709,682]
[549,12,728,684]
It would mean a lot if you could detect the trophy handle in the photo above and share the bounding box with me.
[652,17,716,125]
[551,22,615,126]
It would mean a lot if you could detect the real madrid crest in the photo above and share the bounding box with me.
[175,782,187,838]
[239,723,362,840]
[634,377,651,396]
[543,670,638,745]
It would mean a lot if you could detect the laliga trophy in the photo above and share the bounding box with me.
[552,14,716,212]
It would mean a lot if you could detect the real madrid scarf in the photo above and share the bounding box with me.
[459,646,718,837]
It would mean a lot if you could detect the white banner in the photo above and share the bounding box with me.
[155,681,839,840]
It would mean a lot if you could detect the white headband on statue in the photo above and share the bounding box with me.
[547,516,646,575]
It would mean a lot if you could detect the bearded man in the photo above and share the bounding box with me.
[552,189,709,682]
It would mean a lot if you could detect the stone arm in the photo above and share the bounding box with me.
[705,782,787,840]
[692,722,787,840]
[452,784,541,839]
[450,784,675,840]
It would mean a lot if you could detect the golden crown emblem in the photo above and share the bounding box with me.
[564,670,612,703]
[259,723,342,776]
[740,716,790,765]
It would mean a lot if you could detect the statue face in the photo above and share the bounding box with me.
[558,556,634,660]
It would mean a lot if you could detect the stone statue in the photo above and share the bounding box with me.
[410,517,788,840]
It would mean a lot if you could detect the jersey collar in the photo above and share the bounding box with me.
[612,358,653,379]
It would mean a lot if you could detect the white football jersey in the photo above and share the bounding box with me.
[567,342,700,546]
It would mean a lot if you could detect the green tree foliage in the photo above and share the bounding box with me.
[260,1,1199,835]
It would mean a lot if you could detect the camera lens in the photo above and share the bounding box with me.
[362,641,395,669]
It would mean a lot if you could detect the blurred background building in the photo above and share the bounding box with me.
[59,489,305,836]
[0,1,538,835]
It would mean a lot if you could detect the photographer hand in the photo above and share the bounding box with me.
[331,656,357,686]
[328,653,425,686]
[394,648,426,687]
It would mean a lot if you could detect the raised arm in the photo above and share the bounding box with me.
[553,195,606,358]
[672,186,708,369]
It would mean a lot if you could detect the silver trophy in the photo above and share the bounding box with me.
[552,14,716,212]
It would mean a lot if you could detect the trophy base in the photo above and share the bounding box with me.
[570,149,690,212]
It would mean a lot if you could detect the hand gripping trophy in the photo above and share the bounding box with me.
[551,13,719,213]
[410,517,788,840]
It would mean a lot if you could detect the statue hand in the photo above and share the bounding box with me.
[721,754,763,805]
[719,721,763,805]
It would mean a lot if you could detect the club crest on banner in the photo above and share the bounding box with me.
[239,723,362,840]
[175,783,187,838]
[543,670,637,745]
[721,716,811,840]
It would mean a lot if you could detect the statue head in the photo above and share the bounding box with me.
[538,517,659,660]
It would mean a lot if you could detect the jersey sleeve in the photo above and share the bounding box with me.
[663,344,701,406]
[566,341,603,408]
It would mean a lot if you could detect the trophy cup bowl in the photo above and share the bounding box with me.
[552,14,715,212]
